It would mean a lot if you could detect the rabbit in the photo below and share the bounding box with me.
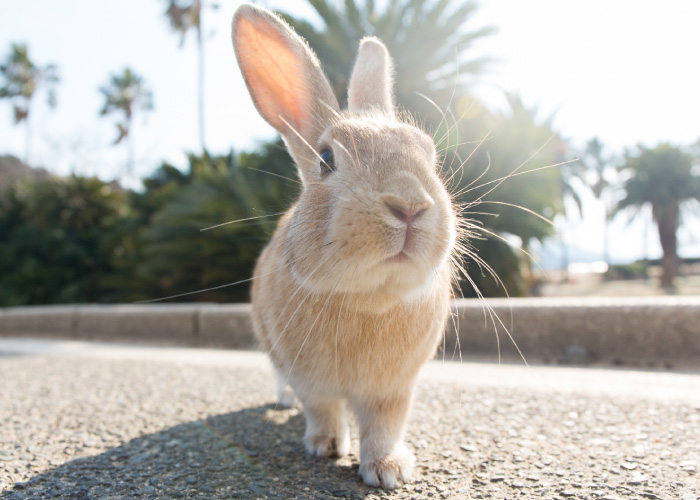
[231,3,456,490]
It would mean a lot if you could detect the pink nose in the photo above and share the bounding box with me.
[385,203,426,224]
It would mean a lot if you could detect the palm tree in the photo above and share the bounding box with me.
[612,143,700,289]
[163,0,213,151]
[99,68,153,177]
[278,0,496,125]
[580,137,615,265]
[0,43,59,164]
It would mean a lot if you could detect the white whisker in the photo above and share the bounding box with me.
[454,158,578,197]
[199,212,285,232]
[136,256,299,304]
[246,166,301,185]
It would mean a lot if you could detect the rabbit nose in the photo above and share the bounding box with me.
[385,201,427,224]
[381,178,434,225]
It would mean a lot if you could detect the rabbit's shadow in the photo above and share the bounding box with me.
[4,404,374,499]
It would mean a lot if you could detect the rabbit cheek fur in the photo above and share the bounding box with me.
[234,4,455,489]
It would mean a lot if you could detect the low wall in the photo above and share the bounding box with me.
[1,297,699,368]
[0,304,255,349]
[444,297,700,369]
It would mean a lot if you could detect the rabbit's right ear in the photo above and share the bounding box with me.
[232,4,340,181]
[348,37,395,118]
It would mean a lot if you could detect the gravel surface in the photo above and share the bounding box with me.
[0,340,699,500]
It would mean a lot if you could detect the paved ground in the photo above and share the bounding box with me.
[1,339,699,500]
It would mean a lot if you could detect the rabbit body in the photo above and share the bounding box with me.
[233,4,456,489]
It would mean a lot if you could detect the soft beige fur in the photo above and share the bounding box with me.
[232,4,456,489]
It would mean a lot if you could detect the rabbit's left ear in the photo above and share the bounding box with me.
[348,37,395,117]
[232,4,340,182]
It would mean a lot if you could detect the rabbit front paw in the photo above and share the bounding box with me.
[304,430,350,458]
[359,445,415,489]
[303,400,350,458]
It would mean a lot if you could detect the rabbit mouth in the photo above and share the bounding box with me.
[384,223,420,263]
[380,220,435,267]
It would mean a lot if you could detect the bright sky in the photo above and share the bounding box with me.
[1,0,699,265]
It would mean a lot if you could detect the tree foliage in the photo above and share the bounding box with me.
[0,43,59,162]
[0,145,297,306]
[445,93,570,296]
[118,143,297,303]
[164,0,202,46]
[0,43,58,124]
[457,94,568,243]
[0,175,124,305]
[279,0,495,123]
[580,137,614,199]
[99,67,153,145]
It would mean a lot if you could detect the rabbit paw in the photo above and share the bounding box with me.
[359,446,415,489]
[304,430,350,458]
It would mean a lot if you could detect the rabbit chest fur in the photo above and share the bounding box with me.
[251,207,452,401]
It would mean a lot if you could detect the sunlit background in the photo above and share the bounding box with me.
[1,0,699,305]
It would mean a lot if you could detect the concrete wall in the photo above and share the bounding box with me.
[0,304,255,349]
[1,297,699,368]
[444,296,700,369]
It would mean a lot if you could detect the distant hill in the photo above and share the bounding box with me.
[0,155,51,195]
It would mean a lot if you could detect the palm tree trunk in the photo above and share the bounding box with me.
[655,203,679,289]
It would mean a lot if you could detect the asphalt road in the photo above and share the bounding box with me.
[1,338,699,500]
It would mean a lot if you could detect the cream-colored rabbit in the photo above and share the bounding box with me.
[232,4,456,489]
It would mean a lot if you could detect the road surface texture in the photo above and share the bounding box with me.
[1,339,698,500]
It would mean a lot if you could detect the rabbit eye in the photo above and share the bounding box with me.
[320,148,335,175]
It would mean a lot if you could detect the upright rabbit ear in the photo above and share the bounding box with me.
[348,37,395,117]
[232,4,340,181]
